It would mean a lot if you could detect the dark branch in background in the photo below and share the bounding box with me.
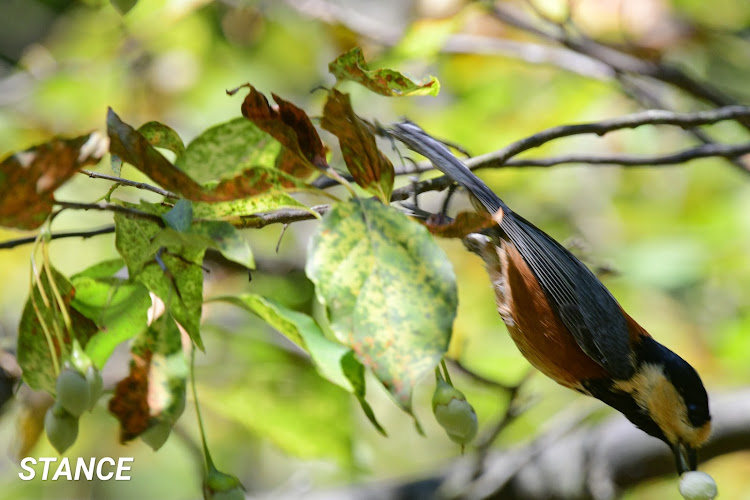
[482,1,743,115]
[248,389,750,500]
[478,0,750,174]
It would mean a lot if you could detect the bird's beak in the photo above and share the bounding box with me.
[672,442,697,474]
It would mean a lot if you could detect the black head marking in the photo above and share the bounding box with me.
[636,336,710,428]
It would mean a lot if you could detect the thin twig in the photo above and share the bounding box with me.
[483,0,750,130]
[464,105,750,167]
[233,205,330,228]
[0,226,116,250]
[54,200,166,225]
[499,142,750,168]
[448,359,517,392]
[79,170,179,198]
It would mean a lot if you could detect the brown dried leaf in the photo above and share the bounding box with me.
[108,351,151,442]
[0,134,104,229]
[321,90,394,202]
[237,85,327,174]
[424,211,496,238]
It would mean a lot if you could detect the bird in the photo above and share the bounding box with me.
[390,121,711,475]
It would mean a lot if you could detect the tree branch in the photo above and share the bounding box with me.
[483,1,746,123]
[0,226,115,250]
[54,200,166,225]
[248,388,750,500]
[79,170,179,199]
[464,105,750,167]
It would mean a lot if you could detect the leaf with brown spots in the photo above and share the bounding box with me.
[0,134,105,229]
[17,265,99,393]
[109,314,186,443]
[236,85,328,173]
[321,90,395,203]
[306,200,457,416]
[424,211,496,238]
[328,47,440,97]
[107,109,316,201]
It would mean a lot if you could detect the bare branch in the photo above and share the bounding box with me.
[232,205,330,228]
[54,200,166,225]
[0,226,115,250]
[483,0,750,135]
[500,142,750,168]
[79,170,179,198]
[248,389,750,500]
[465,105,750,167]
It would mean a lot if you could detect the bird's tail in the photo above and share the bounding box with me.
[389,121,510,216]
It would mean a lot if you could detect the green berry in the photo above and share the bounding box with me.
[679,471,717,500]
[207,488,245,500]
[204,468,244,500]
[56,368,90,417]
[45,402,79,453]
[110,0,138,15]
[432,379,478,446]
[140,420,171,451]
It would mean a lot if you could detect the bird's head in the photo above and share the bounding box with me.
[585,335,711,474]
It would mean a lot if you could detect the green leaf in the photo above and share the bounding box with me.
[328,47,440,97]
[192,191,309,219]
[175,117,281,184]
[214,294,386,434]
[0,133,104,229]
[306,199,457,413]
[70,274,151,369]
[138,121,186,159]
[152,221,254,269]
[321,90,394,202]
[199,335,353,464]
[71,258,126,279]
[113,201,205,348]
[17,266,99,393]
[162,199,193,232]
[109,314,187,442]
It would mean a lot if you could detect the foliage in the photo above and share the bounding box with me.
[1,1,750,499]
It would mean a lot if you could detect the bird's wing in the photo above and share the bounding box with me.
[500,213,635,380]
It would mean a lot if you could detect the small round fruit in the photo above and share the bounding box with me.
[56,368,90,417]
[45,403,79,454]
[86,366,103,411]
[208,487,245,500]
[140,420,171,451]
[679,471,718,500]
[432,379,478,446]
[203,468,244,500]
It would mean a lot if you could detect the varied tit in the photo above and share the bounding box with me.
[391,122,711,475]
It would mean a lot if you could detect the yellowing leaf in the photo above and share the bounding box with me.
[321,90,395,202]
[328,47,440,97]
[306,200,457,413]
[0,134,104,229]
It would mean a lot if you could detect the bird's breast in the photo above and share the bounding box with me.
[481,238,610,389]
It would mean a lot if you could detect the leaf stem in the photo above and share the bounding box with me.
[190,345,215,472]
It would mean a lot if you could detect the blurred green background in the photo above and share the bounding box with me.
[1,0,749,498]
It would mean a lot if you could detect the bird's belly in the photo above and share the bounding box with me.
[485,239,608,388]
